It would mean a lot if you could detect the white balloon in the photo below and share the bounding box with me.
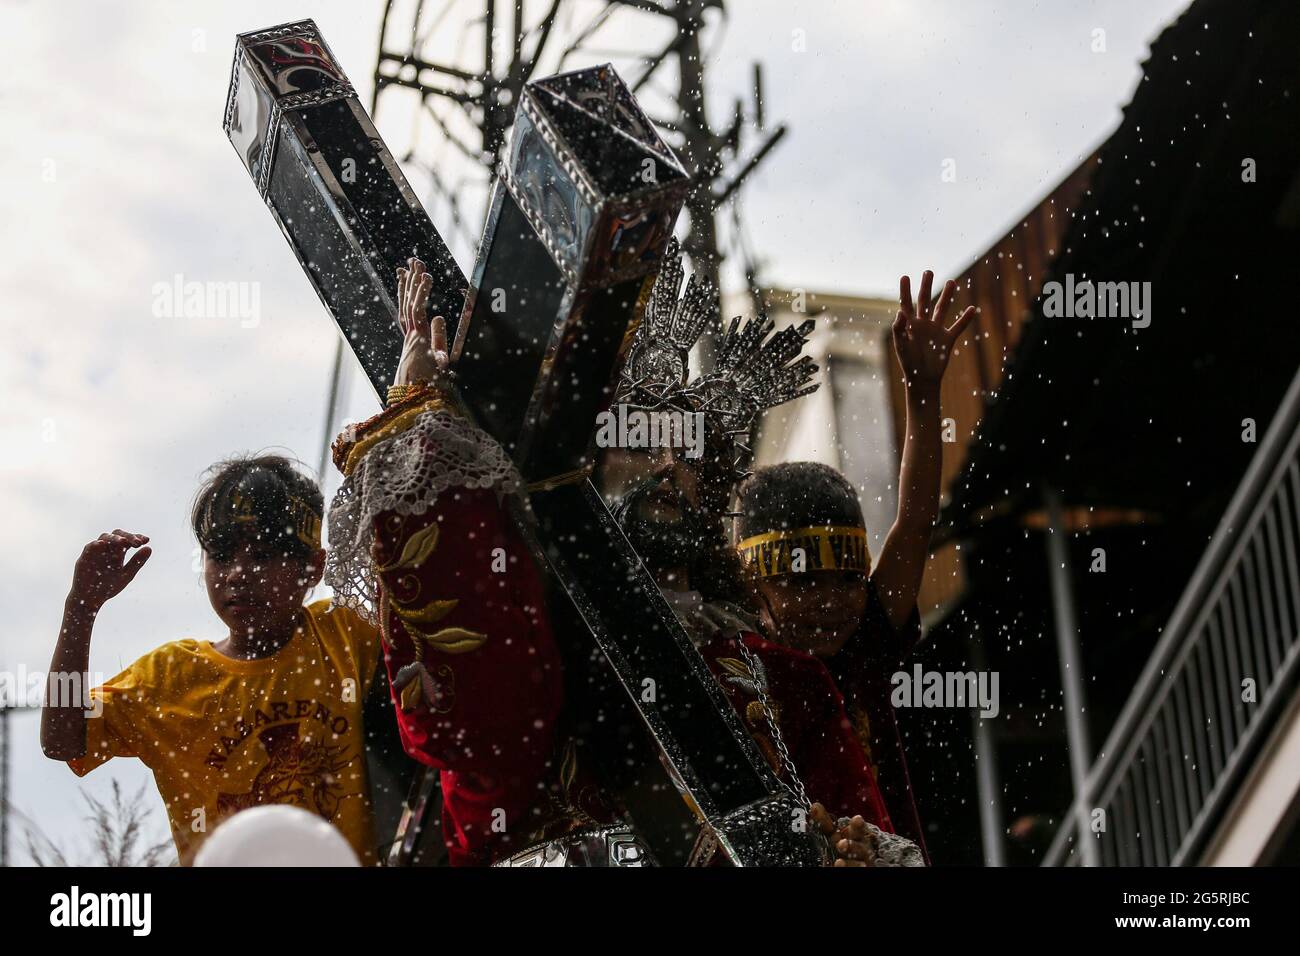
[194,805,360,867]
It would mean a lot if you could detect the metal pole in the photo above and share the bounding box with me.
[968,637,1006,865]
[1044,485,1099,865]
[317,336,346,483]
[1,705,9,868]
[972,711,1006,866]
[675,4,718,373]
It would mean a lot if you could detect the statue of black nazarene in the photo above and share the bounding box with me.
[224,19,831,866]
[595,241,926,866]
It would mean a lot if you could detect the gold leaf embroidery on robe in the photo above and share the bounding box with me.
[406,625,488,655]
[378,519,441,573]
[380,515,488,657]
[397,662,456,714]
[399,676,423,712]
[716,657,751,680]
[391,599,460,628]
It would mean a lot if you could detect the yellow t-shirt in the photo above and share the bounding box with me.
[69,599,383,865]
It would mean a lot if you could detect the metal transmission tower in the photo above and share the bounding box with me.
[371,0,572,255]
[557,0,787,362]
[376,0,562,164]
[316,0,786,473]
[373,0,785,317]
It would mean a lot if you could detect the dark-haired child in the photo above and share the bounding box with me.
[41,455,383,864]
[736,271,975,857]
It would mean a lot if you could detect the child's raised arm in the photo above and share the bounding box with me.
[41,531,150,760]
[872,271,974,632]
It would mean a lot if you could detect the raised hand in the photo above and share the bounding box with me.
[893,270,976,392]
[394,257,450,388]
[68,530,152,613]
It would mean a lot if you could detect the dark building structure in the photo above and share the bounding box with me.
[887,0,1300,864]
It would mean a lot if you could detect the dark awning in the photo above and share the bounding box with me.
[943,0,1300,537]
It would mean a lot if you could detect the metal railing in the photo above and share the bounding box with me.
[1044,366,1300,865]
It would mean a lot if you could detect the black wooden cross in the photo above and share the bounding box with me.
[224,19,822,866]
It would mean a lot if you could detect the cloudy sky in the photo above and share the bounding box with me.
[0,0,1189,864]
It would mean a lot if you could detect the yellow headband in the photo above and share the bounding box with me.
[737,525,871,578]
[230,490,322,551]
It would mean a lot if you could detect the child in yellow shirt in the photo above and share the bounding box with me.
[41,455,383,864]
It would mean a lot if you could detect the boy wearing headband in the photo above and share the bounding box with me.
[737,270,976,857]
[42,455,382,864]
